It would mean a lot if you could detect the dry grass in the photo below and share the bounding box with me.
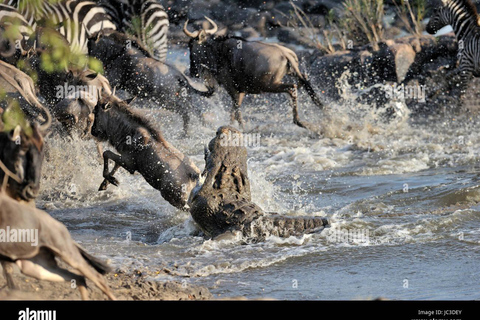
[342,0,385,51]
[393,0,427,37]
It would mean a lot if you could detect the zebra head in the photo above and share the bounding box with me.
[426,0,453,34]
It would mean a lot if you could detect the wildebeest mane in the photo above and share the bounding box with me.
[101,94,165,144]
[212,34,248,43]
[93,30,153,59]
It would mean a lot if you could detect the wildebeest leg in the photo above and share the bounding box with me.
[262,83,309,129]
[288,84,304,128]
[96,142,104,162]
[182,112,190,135]
[16,253,89,300]
[281,84,309,129]
[1,261,18,290]
[230,92,245,128]
[99,150,135,191]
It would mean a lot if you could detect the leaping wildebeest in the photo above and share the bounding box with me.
[183,17,324,130]
[90,93,200,211]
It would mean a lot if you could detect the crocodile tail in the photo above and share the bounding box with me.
[244,215,329,240]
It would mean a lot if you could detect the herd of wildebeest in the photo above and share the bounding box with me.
[0,0,477,300]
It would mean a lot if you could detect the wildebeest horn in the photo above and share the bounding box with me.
[183,19,199,38]
[0,158,23,192]
[9,125,21,142]
[204,17,218,35]
[38,104,52,133]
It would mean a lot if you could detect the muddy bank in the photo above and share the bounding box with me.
[0,266,212,300]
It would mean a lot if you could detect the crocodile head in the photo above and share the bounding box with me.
[202,126,251,200]
[189,126,262,238]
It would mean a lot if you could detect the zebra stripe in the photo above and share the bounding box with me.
[2,0,117,54]
[96,0,169,62]
[0,3,32,37]
[140,0,169,61]
[428,0,480,92]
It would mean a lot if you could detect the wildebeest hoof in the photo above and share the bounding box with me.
[98,176,119,191]
[294,120,322,136]
[105,175,119,186]
[98,180,109,191]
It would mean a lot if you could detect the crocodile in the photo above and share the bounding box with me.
[189,126,329,242]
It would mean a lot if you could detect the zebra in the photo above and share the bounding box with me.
[426,0,480,95]
[2,0,117,54]
[0,3,33,58]
[97,0,169,62]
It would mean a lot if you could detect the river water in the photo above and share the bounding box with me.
[36,47,480,300]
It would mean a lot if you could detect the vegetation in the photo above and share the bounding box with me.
[393,0,427,37]
[283,1,348,54]
[342,0,385,51]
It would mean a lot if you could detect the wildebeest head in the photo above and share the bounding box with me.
[53,69,112,136]
[87,29,153,63]
[0,123,45,202]
[91,93,201,210]
[184,17,218,79]
[90,93,135,142]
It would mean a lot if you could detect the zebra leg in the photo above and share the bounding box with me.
[455,56,474,95]
[457,69,473,95]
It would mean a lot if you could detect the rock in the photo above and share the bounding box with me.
[388,42,416,83]
[277,26,320,49]
[303,0,344,15]
[237,27,261,39]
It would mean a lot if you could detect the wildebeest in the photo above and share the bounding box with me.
[0,120,46,204]
[52,68,113,136]
[90,93,200,210]
[0,60,51,204]
[87,30,214,133]
[0,174,116,300]
[183,17,324,130]
[19,27,111,139]
[0,59,48,122]
[0,104,50,292]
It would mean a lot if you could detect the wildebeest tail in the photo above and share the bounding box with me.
[298,75,323,109]
[280,46,324,109]
[76,243,112,274]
